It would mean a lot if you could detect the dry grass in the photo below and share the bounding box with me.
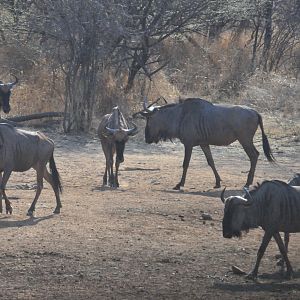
[0,34,299,138]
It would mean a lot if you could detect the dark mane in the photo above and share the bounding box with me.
[183,98,214,106]
[159,103,178,110]
[248,180,292,197]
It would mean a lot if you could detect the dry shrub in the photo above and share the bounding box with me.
[6,65,64,128]
[161,32,252,101]
[237,71,300,138]
[90,69,180,131]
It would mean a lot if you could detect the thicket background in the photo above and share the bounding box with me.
[0,0,299,137]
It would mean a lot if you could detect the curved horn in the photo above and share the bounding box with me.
[124,121,138,136]
[143,96,149,110]
[105,127,119,134]
[8,75,18,88]
[220,187,226,203]
[243,187,254,205]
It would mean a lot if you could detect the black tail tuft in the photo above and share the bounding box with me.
[258,114,275,162]
[49,153,63,193]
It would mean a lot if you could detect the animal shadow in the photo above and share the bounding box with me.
[0,214,55,229]
[162,188,242,199]
[214,270,300,292]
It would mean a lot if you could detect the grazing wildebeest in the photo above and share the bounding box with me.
[221,180,300,279]
[98,106,138,187]
[0,123,62,215]
[0,75,18,114]
[139,98,274,189]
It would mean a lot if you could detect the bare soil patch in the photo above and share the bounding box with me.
[0,125,299,299]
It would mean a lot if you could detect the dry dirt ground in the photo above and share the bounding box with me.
[0,123,299,300]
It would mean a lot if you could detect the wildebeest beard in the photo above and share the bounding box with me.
[156,129,175,143]
[115,140,125,163]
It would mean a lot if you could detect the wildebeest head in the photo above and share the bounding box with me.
[220,188,253,238]
[139,97,171,144]
[0,75,18,114]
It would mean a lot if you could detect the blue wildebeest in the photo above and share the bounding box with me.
[0,75,18,114]
[139,98,274,189]
[0,123,62,216]
[98,106,138,187]
[221,180,300,279]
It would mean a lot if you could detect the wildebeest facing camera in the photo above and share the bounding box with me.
[0,75,18,114]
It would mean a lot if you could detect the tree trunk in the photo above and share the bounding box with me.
[261,0,273,71]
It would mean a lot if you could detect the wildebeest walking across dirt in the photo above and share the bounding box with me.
[0,123,62,215]
[221,180,300,280]
[98,106,138,187]
[139,98,275,189]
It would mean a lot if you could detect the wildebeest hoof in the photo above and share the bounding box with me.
[6,206,12,215]
[53,208,61,214]
[245,272,257,281]
[276,258,284,267]
[286,271,293,280]
[173,184,181,190]
[27,210,34,217]
[214,183,221,188]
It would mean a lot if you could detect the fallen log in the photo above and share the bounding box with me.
[6,112,64,123]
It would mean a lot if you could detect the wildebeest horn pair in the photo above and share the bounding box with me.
[220,187,254,205]
[105,121,138,136]
[0,75,18,89]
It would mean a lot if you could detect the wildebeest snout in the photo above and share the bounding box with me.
[223,231,233,239]
[3,104,10,114]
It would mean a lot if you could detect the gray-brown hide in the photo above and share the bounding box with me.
[221,180,300,279]
[279,173,300,266]
[141,98,274,189]
[0,123,62,215]
[97,107,137,187]
[0,75,18,114]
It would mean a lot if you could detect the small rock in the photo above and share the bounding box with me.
[201,213,212,220]
[231,265,246,275]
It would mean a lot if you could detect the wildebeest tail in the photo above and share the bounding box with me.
[49,153,63,193]
[258,113,275,162]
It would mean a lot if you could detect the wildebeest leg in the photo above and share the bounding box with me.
[200,145,221,188]
[0,173,11,213]
[273,232,293,279]
[115,141,125,188]
[240,142,259,188]
[276,232,290,269]
[109,152,115,187]
[115,160,120,188]
[246,231,272,280]
[103,165,108,186]
[284,232,290,253]
[174,145,193,190]
[2,190,12,214]
[27,166,44,216]
[0,170,13,214]
[43,169,62,214]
